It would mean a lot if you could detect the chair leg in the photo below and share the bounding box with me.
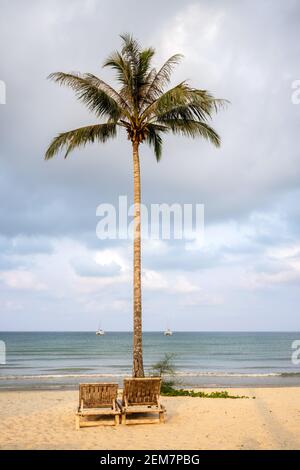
[122,413,126,425]
[159,411,165,424]
[75,415,80,430]
[115,414,119,426]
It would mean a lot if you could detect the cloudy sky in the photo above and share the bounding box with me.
[0,0,300,331]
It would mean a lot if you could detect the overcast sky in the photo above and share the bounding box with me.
[0,0,300,331]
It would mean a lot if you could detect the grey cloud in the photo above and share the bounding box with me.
[0,256,22,270]
[71,256,121,277]
[1,0,300,330]
[0,235,53,255]
[9,236,53,255]
[144,244,222,272]
[0,0,299,241]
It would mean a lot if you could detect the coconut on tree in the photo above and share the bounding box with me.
[45,34,226,378]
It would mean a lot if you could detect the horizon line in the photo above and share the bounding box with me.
[1,330,299,333]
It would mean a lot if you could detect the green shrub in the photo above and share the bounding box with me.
[150,353,249,399]
[161,386,248,399]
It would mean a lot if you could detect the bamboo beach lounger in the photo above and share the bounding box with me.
[118,377,166,425]
[75,383,120,429]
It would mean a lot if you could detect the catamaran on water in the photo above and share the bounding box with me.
[164,328,173,336]
[96,323,105,336]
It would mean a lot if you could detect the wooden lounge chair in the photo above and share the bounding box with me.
[75,383,120,429]
[118,377,165,425]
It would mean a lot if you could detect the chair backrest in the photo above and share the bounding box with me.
[123,377,161,406]
[79,383,118,409]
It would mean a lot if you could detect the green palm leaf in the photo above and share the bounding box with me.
[145,124,168,162]
[45,123,117,160]
[140,54,183,108]
[156,119,220,146]
[48,72,129,120]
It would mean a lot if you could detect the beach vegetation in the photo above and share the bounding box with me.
[151,353,248,398]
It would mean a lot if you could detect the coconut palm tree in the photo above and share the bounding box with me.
[45,34,226,378]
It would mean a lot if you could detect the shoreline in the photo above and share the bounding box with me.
[0,387,299,449]
[1,372,300,391]
[1,382,300,392]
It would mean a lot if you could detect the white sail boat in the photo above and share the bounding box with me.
[164,328,173,336]
[164,315,173,336]
[96,322,105,336]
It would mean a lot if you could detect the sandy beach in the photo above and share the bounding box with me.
[0,387,299,450]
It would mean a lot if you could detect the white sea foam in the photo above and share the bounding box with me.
[175,372,283,378]
[0,373,128,380]
[1,371,299,380]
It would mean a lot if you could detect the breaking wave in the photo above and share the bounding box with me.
[1,371,300,380]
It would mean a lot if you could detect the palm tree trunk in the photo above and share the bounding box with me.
[132,140,144,377]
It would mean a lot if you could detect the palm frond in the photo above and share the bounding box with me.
[103,50,130,85]
[83,73,132,117]
[155,119,220,147]
[48,72,128,120]
[104,35,156,114]
[140,54,183,108]
[138,48,156,79]
[136,48,156,108]
[145,124,167,161]
[103,51,134,109]
[142,83,226,124]
[141,82,188,121]
[120,33,140,68]
[45,123,117,160]
[185,89,229,116]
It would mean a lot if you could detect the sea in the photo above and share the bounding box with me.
[0,331,300,390]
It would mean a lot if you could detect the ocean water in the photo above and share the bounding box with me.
[0,332,300,390]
